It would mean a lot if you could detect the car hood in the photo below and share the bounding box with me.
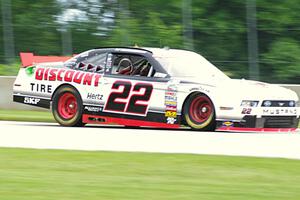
[222,79,298,100]
[177,76,299,101]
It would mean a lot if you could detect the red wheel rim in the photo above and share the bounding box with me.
[57,93,78,119]
[189,96,213,123]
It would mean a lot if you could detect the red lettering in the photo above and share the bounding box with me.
[35,68,99,87]
[49,69,58,81]
[73,71,84,84]
[35,68,45,80]
[83,73,94,86]
[94,74,101,87]
[57,69,65,81]
[64,70,75,82]
[44,68,50,80]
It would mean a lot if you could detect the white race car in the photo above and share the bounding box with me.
[13,47,300,131]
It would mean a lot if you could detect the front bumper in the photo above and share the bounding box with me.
[217,115,299,130]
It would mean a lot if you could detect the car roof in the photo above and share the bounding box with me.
[94,47,153,54]
[93,46,197,58]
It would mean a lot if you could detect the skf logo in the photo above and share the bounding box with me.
[24,97,40,105]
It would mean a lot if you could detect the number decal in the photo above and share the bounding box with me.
[105,81,131,112]
[104,81,153,115]
[241,108,252,114]
[126,83,153,114]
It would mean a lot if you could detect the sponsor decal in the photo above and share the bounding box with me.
[165,91,176,96]
[165,111,177,118]
[263,108,297,115]
[164,83,178,124]
[165,101,177,106]
[14,95,50,108]
[24,97,40,105]
[30,83,52,93]
[167,117,177,124]
[87,93,103,100]
[165,105,177,111]
[222,121,234,127]
[25,66,35,76]
[190,86,210,93]
[35,67,101,87]
[165,95,177,101]
[84,106,102,112]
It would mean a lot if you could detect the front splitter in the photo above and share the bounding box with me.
[217,127,298,133]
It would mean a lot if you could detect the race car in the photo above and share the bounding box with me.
[13,47,300,131]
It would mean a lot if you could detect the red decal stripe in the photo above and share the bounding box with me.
[82,114,180,129]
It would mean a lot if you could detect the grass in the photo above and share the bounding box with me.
[0,148,300,200]
[0,109,55,123]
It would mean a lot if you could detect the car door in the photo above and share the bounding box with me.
[73,50,107,109]
[100,51,171,124]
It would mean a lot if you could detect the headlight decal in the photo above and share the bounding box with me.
[241,100,259,107]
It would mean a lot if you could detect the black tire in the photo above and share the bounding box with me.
[183,93,216,131]
[52,85,85,127]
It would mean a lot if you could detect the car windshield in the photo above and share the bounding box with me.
[64,50,107,68]
[64,50,92,67]
[153,50,230,80]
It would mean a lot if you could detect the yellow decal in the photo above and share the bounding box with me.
[165,111,177,117]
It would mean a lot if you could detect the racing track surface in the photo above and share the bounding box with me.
[0,121,300,159]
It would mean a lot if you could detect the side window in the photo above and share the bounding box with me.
[109,53,155,77]
[66,51,107,73]
[78,53,107,73]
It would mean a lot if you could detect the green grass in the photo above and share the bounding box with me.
[0,148,300,200]
[0,109,54,123]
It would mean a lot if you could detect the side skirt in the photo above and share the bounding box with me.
[13,94,50,109]
[82,114,180,129]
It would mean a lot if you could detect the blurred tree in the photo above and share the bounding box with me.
[0,3,3,62]
[262,38,300,83]
[56,0,118,53]
[104,0,183,47]
[12,0,61,55]
[192,0,248,78]
[1,0,15,63]
[0,0,299,83]
[256,0,300,83]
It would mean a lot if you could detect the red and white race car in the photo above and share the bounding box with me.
[13,47,300,131]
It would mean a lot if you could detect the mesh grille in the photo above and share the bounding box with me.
[263,116,298,128]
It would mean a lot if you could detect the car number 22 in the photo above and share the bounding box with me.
[104,80,153,116]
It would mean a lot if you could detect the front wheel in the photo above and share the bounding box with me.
[183,93,216,131]
[52,85,85,127]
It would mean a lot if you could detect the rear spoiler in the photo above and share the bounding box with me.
[20,52,72,67]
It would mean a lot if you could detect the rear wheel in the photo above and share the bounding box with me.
[183,93,216,131]
[52,86,85,127]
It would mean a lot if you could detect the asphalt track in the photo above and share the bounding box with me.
[0,121,300,159]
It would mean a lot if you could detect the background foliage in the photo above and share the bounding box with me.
[0,0,300,83]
